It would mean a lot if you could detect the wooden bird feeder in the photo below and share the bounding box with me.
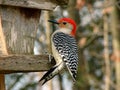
[0,0,69,89]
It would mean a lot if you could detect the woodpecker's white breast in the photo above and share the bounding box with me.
[51,28,72,64]
[51,29,65,64]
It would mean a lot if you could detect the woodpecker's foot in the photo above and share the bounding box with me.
[44,51,52,62]
[44,51,55,64]
[48,54,56,65]
[48,54,52,62]
[51,56,56,65]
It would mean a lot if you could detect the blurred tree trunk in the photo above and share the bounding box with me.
[103,14,110,90]
[44,11,63,90]
[43,11,53,90]
[110,0,120,90]
[44,11,52,53]
[67,0,80,25]
[68,0,89,90]
[58,74,63,90]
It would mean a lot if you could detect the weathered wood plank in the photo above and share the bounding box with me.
[0,55,55,74]
[1,6,40,54]
[0,0,69,10]
[0,12,8,90]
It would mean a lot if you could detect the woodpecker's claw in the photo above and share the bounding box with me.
[44,51,53,63]
[48,54,52,62]
[48,54,55,63]
[47,53,56,64]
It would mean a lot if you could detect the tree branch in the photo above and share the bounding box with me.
[80,34,102,50]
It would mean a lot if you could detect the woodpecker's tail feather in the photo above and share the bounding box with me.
[39,65,58,85]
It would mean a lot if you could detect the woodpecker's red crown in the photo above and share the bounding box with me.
[58,18,77,36]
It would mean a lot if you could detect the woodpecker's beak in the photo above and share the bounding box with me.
[48,20,59,24]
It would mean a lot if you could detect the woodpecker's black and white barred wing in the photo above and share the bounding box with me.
[52,32,78,81]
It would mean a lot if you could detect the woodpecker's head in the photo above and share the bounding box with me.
[48,18,77,37]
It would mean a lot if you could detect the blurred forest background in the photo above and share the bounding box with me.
[5,0,120,90]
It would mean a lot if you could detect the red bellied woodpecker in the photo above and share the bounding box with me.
[39,18,78,85]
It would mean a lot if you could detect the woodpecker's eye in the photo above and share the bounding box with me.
[63,22,67,25]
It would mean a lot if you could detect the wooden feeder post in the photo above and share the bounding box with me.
[0,12,8,90]
[0,0,69,90]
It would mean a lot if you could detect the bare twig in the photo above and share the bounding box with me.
[80,34,99,50]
